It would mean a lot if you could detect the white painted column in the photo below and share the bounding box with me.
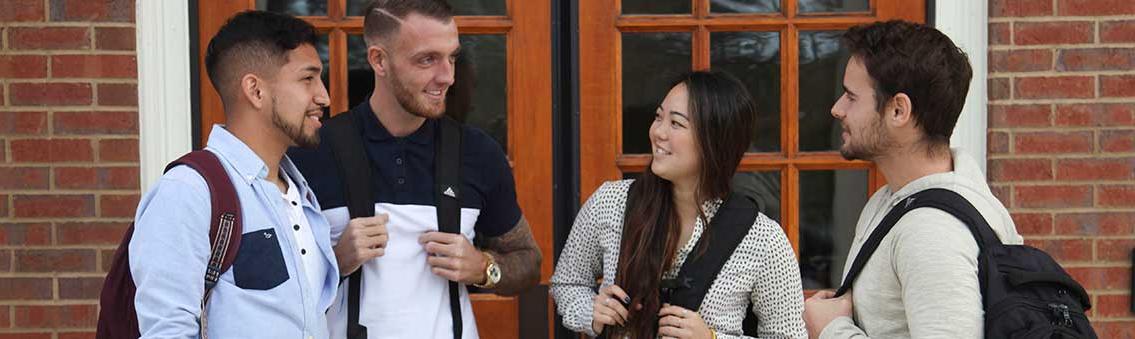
[935,0,990,174]
[136,0,193,191]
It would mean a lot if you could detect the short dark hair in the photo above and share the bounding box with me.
[204,10,319,107]
[363,0,454,46]
[843,20,973,149]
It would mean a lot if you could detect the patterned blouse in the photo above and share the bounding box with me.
[551,180,807,339]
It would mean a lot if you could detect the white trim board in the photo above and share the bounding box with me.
[935,0,989,174]
[136,0,193,192]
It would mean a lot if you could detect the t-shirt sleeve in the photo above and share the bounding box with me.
[471,129,522,237]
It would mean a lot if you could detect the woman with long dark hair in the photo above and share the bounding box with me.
[552,71,806,339]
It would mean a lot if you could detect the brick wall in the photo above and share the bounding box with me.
[0,0,137,337]
[989,0,1135,337]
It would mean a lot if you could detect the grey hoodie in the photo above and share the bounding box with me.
[819,148,1024,339]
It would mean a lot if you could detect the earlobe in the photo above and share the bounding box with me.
[242,74,266,110]
[369,46,387,77]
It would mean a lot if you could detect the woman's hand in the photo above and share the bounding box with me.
[591,284,631,335]
[658,304,713,339]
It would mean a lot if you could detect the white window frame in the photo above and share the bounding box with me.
[135,1,990,187]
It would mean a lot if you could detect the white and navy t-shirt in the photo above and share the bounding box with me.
[289,103,522,339]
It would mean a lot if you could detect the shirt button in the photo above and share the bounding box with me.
[301,249,307,255]
[291,201,297,206]
[293,224,300,231]
[395,157,403,165]
[397,178,405,185]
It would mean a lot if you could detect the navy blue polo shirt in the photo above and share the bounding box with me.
[288,102,522,238]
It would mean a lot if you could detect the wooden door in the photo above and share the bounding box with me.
[196,1,552,337]
[578,0,924,292]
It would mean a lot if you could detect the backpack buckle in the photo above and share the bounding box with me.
[659,277,693,304]
[1048,303,1073,328]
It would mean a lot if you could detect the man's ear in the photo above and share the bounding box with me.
[240,73,268,110]
[888,93,913,128]
[369,45,389,77]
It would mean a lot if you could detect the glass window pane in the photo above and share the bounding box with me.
[733,171,781,222]
[711,31,780,152]
[798,30,848,152]
[316,35,330,107]
[799,169,869,290]
[348,0,506,16]
[621,32,692,154]
[622,0,690,14]
[345,35,508,152]
[256,0,327,16]
[799,0,870,13]
[711,0,781,14]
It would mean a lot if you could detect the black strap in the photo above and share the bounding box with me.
[435,117,464,339]
[323,111,374,339]
[834,188,1000,307]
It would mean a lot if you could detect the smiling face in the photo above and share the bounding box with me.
[380,13,459,119]
[266,44,329,148]
[831,55,895,161]
[649,83,701,182]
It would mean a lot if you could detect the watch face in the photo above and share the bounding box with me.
[489,265,502,282]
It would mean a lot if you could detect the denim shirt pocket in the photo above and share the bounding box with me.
[232,228,290,290]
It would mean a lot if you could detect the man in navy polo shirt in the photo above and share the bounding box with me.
[288,1,542,338]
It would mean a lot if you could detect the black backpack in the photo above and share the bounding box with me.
[321,110,465,339]
[836,188,1097,338]
[96,150,243,339]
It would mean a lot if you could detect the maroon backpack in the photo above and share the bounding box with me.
[96,150,243,339]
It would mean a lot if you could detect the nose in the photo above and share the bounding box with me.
[314,80,330,107]
[436,59,456,87]
[831,97,845,120]
[650,118,667,141]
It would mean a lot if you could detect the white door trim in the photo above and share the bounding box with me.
[935,0,989,174]
[136,0,193,191]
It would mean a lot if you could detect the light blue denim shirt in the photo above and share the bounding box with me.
[129,125,340,338]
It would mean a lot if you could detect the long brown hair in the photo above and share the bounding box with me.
[612,70,757,337]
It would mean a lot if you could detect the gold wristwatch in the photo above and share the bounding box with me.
[474,252,501,289]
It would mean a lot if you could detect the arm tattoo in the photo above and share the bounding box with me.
[480,216,542,296]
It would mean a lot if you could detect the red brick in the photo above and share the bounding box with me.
[1098,239,1135,262]
[10,139,93,162]
[12,304,97,328]
[58,332,96,339]
[1096,294,1133,319]
[989,104,1050,128]
[1012,212,1053,235]
[51,54,137,78]
[1099,185,1135,207]
[0,167,49,190]
[0,278,53,300]
[0,111,48,135]
[989,23,1011,45]
[1101,130,1134,152]
[0,194,8,218]
[0,333,51,339]
[989,158,1052,181]
[53,111,138,135]
[0,223,51,246]
[9,82,92,106]
[1056,212,1135,236]
[1065,266,1128,290]
[1025,238,1092,262]
[1059,48,1135,71]
[990,49,1052,72]
[988,131,1009,154]
[7,27,90,50]
[1101,75,1135,98]
[1055,103,1134,127]
[97,83,137,107]
[992,0,1053,16]
[1015,131,1094,154]
[57,222,129,246]
[1014,21,1094,45]
[100,249,115,272]
[97,138,138,162]
[1015,76,1094,99]
[1095,321,1135,338]
[0,55,48,78]
[0,305,7,327]
[991,185,1012,207]
[1058,0,1135,16]
[0,0,45,22]
[1016,185,1093,208]
[12,194,95,218]
[95,27,134,50]
[0,250,9,272]
[1101,20,1135,43]
[58,277,103,300]
[14,249,96,272]
[54,166,138,190]
[989,77,1011,101]
[50,0,133,22]
[1056,158,1135,180]
[99,194,139,218]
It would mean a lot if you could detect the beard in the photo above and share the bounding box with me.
[839,114,895,161]
[271,96,320,148]
[389,63,445,119]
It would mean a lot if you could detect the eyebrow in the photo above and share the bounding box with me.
[655,106,689,120]
[300,65,321,75]
[842,85,856,96]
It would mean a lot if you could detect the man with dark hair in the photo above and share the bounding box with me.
[802,20,1023,338]
[130,10,346,338]
[288,1,541,338]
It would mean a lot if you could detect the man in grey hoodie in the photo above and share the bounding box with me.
[802,20,1024,339]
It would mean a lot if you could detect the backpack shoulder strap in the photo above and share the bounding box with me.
[665,193,759,313]
[322,110,375,339]
[435,116,464,339]
[834,188,999,300]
